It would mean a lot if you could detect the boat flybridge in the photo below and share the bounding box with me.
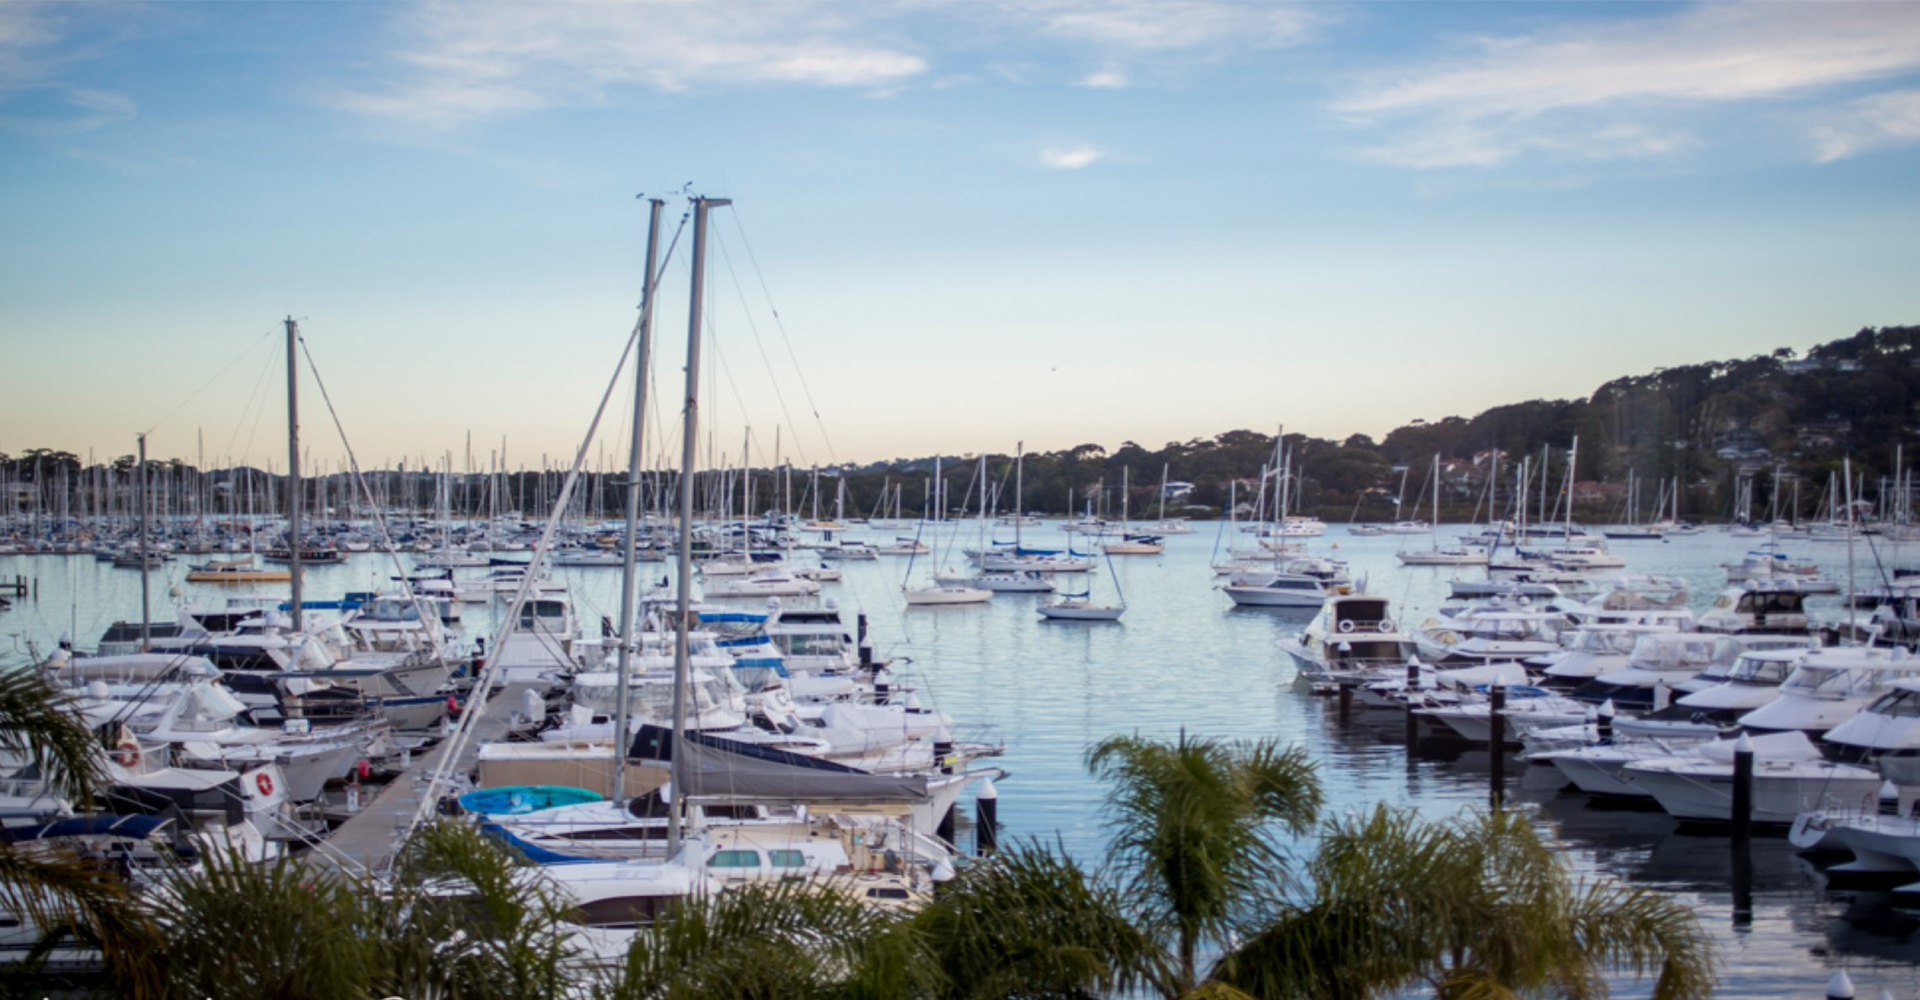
[1413,603,1568,666]
[1286,595,1419,687]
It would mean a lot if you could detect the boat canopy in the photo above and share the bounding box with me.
[627,725,928,802]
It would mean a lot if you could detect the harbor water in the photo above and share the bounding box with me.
[4,524,1918,997]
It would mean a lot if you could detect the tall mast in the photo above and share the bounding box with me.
[137,433,150,651]
[612,198,664,801]
[669,196,728,854]
[285,316,303,632]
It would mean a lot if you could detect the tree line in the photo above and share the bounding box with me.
[8,324,1917,524]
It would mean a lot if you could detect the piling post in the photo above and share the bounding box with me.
[937,805,957,845]
[857,612,868,647]
[1732,731,1754,846]
[975,778,999,855]
[1489,682,1507,809]
[1337,683,1352,723]
[1597,699,1615,743]
[1826,971,1854,1000]
[1404,658,1421,746]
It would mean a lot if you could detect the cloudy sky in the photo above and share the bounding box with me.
[3,1,1917,471]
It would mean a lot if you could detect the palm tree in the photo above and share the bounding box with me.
[607,878,936,1000]
[1087,731,1324,998]
[0,668,160,997]
[1211,805,1716,1000]
[915,840,1149,1000]
[149,819,581,1000]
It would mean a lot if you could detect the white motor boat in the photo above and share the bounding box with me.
[1285,595,1419,685]
[1037,596,1124,621]
[703,572,823,599]
[1614,645,1812,741]
[903,584,990,606]
[1625,736,1884,824]
[1221,557,1354,608]
[1737,646,1920,736]
[1537,624,1679,690]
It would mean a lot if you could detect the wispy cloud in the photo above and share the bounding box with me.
[329,2,929,126]
[1040,144,1103,169]
[1020,1,1321,53]
[0,4,138,137]
[1078,69,1127,89]
[1812,89,1920,162]
[1339,3,1920,168]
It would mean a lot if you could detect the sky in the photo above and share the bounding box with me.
[2,1,1918,472]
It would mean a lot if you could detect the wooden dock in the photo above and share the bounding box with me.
[315,682,537,874]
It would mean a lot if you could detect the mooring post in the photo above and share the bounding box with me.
[1825,971,1854,1000]
[1337,682,1352,723]
[975,778,999,855]
[1489,682,1507,808]
[1405,658,1421,746]
[1732,731,1754,847]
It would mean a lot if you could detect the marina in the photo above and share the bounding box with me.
[6,512,1920,996]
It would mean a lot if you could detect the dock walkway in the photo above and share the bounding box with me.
[316,682,535,874]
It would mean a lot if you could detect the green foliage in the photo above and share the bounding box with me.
[915,842,1147,1000]
[1212,805,1717,1000]
[607,878,933,1000]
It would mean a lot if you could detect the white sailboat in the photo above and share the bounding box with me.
[902,456,989,606]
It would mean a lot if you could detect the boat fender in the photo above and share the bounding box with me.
[256,771,275,796]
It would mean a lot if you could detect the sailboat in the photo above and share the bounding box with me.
[1039,548,1125,620]
[902,456,989,606]
[1397,455,1488,566]
[1103,467,1164,555]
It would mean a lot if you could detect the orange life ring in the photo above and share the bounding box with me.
[113,739,140,768]
[256,771,275,796]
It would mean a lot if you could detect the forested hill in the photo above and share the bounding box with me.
[853,324,1920,520]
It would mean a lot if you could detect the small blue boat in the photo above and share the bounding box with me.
[457,785,604,816]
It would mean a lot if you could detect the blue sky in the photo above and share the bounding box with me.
[3,1,1918,471]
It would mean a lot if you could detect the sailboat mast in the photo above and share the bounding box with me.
[612,197,664,801]
[137,433,150,651]
[285,316,303,632]
[669,196,728,854]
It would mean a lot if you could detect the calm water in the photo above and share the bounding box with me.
[4,525,1919,998]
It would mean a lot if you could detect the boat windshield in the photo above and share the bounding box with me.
[1570,630,1640,655]
[1781,665,1880,697]
[1727,655,1798,685]
[1865,687,1920,718]
[1627,637,1722,670]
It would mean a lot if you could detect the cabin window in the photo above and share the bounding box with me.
[710,849,762,868]
[768,849,806,868]
[573,895,672,927]
[866,887,912,900]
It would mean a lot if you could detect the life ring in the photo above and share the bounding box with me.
[1379,617,1394,632]
[1338,620,1356,633]
[256,771,275,797]
[113,739,140,768]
